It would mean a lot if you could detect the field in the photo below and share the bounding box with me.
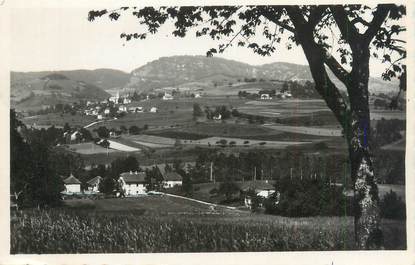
[11,196,406,253]
[65,142,117,155]
[264,124,342,137]
[238,99,332,119]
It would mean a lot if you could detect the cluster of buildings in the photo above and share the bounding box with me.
[260,91,292,100]
[61,168,184,196]
[83,92,159,120]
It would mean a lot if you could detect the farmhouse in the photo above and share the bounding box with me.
[150,107,158,113]
[163,172,183,188]
[86,176,102,192]
[104,108,110,115]
[63,174,82,193]
[97,114,103,120]
[123,98,131,104]
[119,171,147,196]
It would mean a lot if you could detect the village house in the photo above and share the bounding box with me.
[150,107,158,113]
[129,106,143,113]
[163,172,183,188]
[162,92,173,100]
[194,93,202,98]
[104,108,110,115]
[118,171,147,196]
[109,91,120,104]
[239,181,276,208]
[123,98,131,104]
[97,114,103,120]
[63,174,82,193]
[260,93,272,100]
[86,176,102,192]
[118,105,127,112]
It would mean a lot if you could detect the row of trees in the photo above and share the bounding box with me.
[193,103,234,120]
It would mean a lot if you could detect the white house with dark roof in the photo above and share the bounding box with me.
[63,174,82,193]
[163,172,183,188]
[118,171,147,196]
[238,180,277,208]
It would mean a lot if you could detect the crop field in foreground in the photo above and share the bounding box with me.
[11,197,405,253]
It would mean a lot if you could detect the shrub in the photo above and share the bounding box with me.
[264,177,350,217]
[380,190,406,220]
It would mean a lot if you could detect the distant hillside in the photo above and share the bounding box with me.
[11,73,111,111]
[128,55,399,95]
[11,68,130,90]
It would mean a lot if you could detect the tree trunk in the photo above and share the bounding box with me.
[346,45,383,249]
[347,123,382,249]
[286,11,383,248]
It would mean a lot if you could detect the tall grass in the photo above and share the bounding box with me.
[11,209,356,253]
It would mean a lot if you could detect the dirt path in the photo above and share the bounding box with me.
[161,192,244,212]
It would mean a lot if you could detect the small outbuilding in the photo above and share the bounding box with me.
[86,176,102,192]
[163,172,183,188]
[63,174,82,193]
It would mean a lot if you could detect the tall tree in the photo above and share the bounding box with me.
[88,4,406,249]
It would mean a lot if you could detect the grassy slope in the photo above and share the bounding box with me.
[11,197,405,253]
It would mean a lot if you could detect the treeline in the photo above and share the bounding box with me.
[187,148,349,185]
[11,110,76,208]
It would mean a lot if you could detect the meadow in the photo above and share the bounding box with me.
[10,196,406,253]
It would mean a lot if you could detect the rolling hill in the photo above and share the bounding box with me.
[11,73,111,111]
[11,68,130,90]
[127,55,399,95]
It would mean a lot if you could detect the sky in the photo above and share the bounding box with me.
[10,7,402,78]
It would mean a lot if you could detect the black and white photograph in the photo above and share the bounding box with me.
[4,0,413,262]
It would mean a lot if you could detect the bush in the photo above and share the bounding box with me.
[380,190,406,220]
[264,177,350,217]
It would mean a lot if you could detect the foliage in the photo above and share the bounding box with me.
[192,103,204,118]
[10,109,64,208]
[94,126,109,138]
[218,180,240,201]
[380,190,406,220]
[129,125,141,135]
[264,177,350,217]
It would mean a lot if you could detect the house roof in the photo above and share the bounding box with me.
[63,174,82,185]
[238,181,275,191]
[87,176,102,186]
[120,171,146,183]
[164,172,182,181]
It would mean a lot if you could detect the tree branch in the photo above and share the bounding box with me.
[321,49,351,85]
[260,10,295,33]
[308,6,328,28]
[363,4,391,44]
[286,6,350,126]
[330,6,361,47]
